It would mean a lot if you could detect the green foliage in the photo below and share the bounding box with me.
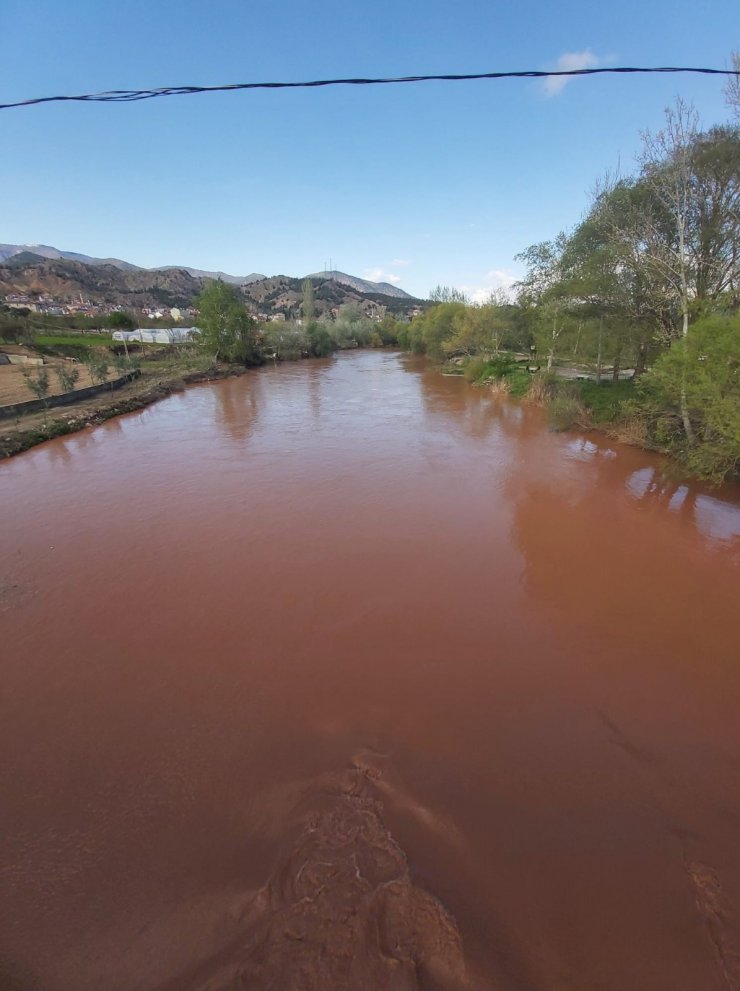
[0,312,33,343]
[34,336,100,352]
[462,356,489,382]
[307,325,336,357]
[507,369,532,398]
[429,285,469,303]
[376,314,401,346]
[22,366,50,403]
[637,314,740,481]
[86,356,110,386]
[107,311,137,332]
[263,321,307,360]
[112,354,140,375]
[460,354,533,394]
[443,304,511,358]
[575,379,635,424]
[302,278,315,325]
[405,302,466,359]
[329,303,376,349]
[195,280,262,365]
[55,363,80,393]
[547,395,586,431]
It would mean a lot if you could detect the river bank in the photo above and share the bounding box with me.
[450,356,739,485]
[0,362,249,459]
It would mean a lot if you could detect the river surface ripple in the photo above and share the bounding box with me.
[1,351,739,991]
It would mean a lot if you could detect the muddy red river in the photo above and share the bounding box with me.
[1,351,739,991]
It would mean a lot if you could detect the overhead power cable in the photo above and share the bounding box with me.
[1,66,738,111]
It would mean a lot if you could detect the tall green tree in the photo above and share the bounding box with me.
[302,278,316,326]
[107,311,137,332]
[515,236,572,369]
[429,285,469,304]
[195,280,261,365]
[441,304,509,358]
[638,313,740,481]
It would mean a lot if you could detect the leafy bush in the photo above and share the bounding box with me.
[85,357,110,386]
[548,395,586,431]
[463,357,489,382]
[22,366,50,403]
[507,369,532,397]
[636,314,740,481]
[307,325,336,357]
[55,364,80,393]
[575,379,635,424]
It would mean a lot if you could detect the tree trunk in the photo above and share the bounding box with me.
[633,340,648,377]
[679,302,695,444]
[596,317,603,384]
[547,317,556,371]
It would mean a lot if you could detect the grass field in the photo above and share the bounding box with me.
[33,334,115,347]
[575,379,635,423]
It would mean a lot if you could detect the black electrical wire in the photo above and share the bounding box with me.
[1,66,738,111]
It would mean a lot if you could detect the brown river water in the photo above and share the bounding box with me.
[1,350,739,991]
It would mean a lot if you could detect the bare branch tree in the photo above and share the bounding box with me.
[724,51,740,120]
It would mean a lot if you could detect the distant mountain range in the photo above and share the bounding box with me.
[0,244,419,317]
[0,245,414,299]
[305,270,412,300]
[0,244,267,285]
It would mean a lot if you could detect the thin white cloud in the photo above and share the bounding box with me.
[391,258,411,267]
[544,50,604,97]
[459,286,492,305]
[458,268,520,305]
[364,267,401,284]
[483,269,518,292]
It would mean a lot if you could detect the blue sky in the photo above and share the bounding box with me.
[2,0,738,299]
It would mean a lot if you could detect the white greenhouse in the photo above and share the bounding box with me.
[111,327,201,345]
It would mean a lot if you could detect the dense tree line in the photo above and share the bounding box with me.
[399,86,740,481]
[193,279,405,365]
